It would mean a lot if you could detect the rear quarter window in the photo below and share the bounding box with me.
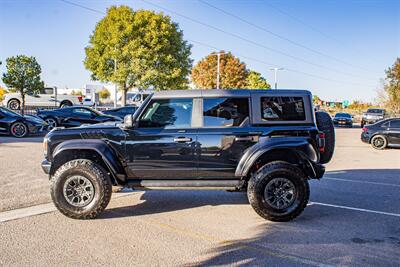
[260,96,305,121]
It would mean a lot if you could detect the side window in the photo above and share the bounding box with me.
[203,98,249,127]
[72,108,92,116]
[138,98,193,129]
[390,120,400,128]
[260,97,305,121]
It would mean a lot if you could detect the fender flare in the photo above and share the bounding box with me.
[51,139,126,183]
[235,137,319,178]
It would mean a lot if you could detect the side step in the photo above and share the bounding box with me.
[127,179,241,190]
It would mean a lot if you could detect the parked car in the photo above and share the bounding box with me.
[332,112,353,127]
[80,98,95,107]
[361,108,388,128]
[361,118,400,149]
[102,106,138,119]
[37,106,122,130]
[41,89,335,221]
[0,107,47,138]
[2,87,82,110]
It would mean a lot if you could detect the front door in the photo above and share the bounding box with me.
[125,98,197,179]
[197,97,258,179]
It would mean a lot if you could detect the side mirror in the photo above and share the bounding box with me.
[123,114,134,128]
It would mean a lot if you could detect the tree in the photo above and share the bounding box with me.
[2,55,44,114]
[191,51,248,89]
[99,88,110,99]
[0,86,7,101]
[245,70,270,89]
[85,6,192,105]
[380,58,400,113]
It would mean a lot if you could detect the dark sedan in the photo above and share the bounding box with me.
[102,106,138,119]
[37,106,122,130]
[332,112,353,127]
[361,118,400,149]
[0,107,47,138]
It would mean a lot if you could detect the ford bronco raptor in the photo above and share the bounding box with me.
[41,89,335,222]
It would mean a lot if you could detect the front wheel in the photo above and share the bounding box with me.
[247,161,309,222]
[50,159,112,219]
[45,117,58,131]
[7,99,20,110]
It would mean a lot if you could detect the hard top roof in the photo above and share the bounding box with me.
[152,89,312,98]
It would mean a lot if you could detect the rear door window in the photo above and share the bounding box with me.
[203,98,249,127]
[390,120,400,128]
[260,96,305,121]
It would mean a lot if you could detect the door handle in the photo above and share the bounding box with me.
[235,136,254,142]
[174,137,192,143]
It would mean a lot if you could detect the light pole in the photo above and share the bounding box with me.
[270,67,284,89]
[211,52,225,89]
[113,58,118,108]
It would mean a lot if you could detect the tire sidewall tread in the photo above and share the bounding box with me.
[50,159,112,219]
[247,161,310,222]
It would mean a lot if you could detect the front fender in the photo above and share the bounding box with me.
[51,139,126,182]
[235,136,319,178]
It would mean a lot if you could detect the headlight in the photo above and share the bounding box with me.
[43,137,49,158]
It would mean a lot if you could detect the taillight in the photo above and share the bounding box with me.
[318,132,325,153]
[78,96,83,102]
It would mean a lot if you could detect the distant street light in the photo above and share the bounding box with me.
[211,52,226,89]
[269,67,284,89]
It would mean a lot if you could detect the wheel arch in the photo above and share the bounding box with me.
[235,139,320,180]
[50,140,127,185]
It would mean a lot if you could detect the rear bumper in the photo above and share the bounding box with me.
[361,132,370,143]
[41,160,51,174]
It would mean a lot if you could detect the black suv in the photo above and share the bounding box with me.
[41,90,335,222]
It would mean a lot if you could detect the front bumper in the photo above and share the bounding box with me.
[41,160,51,174]
[28,124,48,134]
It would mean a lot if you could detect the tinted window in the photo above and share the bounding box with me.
[261,97,305,121]
[72,108,93,116]
[203,98,249,127]
[390,120,400,128]
[366,109,384,114]
[139,98,193,128]
[335,113,351,118]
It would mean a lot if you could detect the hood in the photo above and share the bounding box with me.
[23,114,46,124]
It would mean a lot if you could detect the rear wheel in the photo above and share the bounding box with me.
[10,122,28,138]
[45,117,58,130]
[60,101,73,108]
[316,112,335,164]
[247,161,309,222]
[371,135,387,150]
[7,99,20,110]
[50,159,112,219]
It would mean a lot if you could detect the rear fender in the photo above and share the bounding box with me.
[235,136,319,178]
[51,139,126,184]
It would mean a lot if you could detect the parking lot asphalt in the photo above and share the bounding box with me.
[0,128,400,266]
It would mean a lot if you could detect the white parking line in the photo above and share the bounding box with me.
[0,190,136,223]
[311,202,400,218]
[324,176,400,187]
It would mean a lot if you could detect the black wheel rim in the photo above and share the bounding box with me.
[63,176,95,207]
[11,123,27,137]
[264,178,296,210]
[373,137,384,148]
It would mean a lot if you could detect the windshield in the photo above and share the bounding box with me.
[335,113,351,118]
[0,107,22,117]
[366,109,384,114]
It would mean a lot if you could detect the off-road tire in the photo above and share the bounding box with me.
[370,135,387,150]
[50,159,112,219]
[316,111,335,164]
[247,161,309,222]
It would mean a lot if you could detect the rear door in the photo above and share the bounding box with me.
[125,97,197,179]
[388,119,400,145]
[197,97,259,179]
[0,110,9,134]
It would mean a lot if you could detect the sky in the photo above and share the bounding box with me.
[0,0,399,102]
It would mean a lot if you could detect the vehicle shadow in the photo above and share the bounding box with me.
[100,190,249,219]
